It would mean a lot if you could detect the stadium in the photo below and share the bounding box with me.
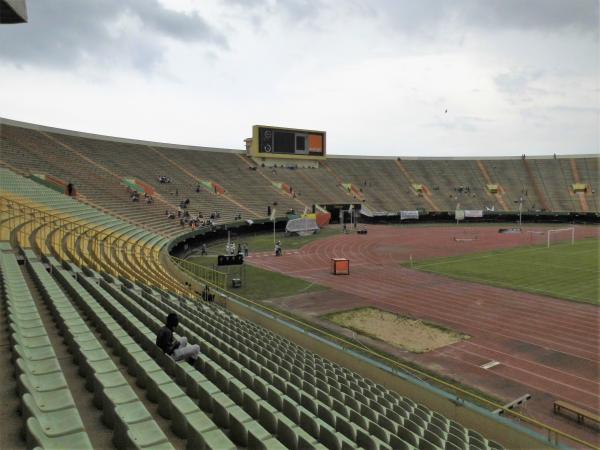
[1,1,599,450]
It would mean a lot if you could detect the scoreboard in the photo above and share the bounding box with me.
[248,125,326,160]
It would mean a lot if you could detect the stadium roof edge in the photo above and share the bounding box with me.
[0,0,27,23]
[327,153,598,161]
[0,116,243,154]
[1,117,596,160]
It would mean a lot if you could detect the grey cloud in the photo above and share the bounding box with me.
[224,0,326,24]
[368,0,597,35]
[224,0,597,39]
[0,0,226,71]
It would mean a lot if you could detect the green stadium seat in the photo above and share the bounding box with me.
[446,430,467,448]
[397,424,420,447]
[143,370,173,403]
[19,371,68,393]
[122,418,174,450]
[16,356,62,376]
[389,433,416,450]
[26,417,93,450]
[22,393,85,437]
[211,392,237,428]
[155,382,187,420]
[98,384,140,428]
[18,378,76,412]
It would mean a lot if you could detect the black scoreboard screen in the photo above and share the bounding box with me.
[257,126,325,157]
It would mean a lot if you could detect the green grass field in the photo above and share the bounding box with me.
[406,238,599,305]
[202,226,341,254]
[188,255,326,301]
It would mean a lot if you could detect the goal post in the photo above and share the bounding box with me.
[547,227,575,248]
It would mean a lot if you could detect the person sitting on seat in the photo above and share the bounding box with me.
[156,313,200,363]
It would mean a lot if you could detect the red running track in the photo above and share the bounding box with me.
[248,224,600,444]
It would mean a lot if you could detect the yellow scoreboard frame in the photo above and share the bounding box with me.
[249,125,326,160]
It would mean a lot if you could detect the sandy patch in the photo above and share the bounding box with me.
[325,307,469,353]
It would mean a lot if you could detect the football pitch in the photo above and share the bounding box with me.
[408,237,599,305]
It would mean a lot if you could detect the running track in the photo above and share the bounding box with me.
[247,225,600,445]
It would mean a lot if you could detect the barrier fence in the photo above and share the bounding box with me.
[169,255,227,290]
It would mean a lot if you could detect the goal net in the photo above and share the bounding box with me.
[546,227,575,248]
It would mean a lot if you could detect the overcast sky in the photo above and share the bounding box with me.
[0,0,598,156]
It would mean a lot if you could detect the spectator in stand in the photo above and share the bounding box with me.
[202,285,214,302]
[156,313,200,363]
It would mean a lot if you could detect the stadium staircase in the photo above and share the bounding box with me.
[474,161,509,211]
[576,157,599,212]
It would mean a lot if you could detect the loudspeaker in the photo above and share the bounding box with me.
[261,128,274,152]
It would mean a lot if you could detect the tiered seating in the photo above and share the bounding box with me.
[1,232,508,450]
[0,167,184,296]
[153,149,301,217]
[327,159,414,211]
[25,252,174,449]
[109,279,504,450]
[535,158,586,212]
[0,125,185,236]
[254,161,349,208]
[1,245,93,449]
[2,120,598,215]
[577,157,599,212]
[1,169,512,450]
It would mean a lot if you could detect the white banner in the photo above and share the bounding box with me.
[400,210,419,220]
[464,210,484,218]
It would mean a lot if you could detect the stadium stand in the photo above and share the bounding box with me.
[2,119,598,220]
[1,171,513,449]
[1,118,597,449]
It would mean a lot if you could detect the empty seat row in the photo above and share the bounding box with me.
[1,250,93,449]
[24,255,173,449]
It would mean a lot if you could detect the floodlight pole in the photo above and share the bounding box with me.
[518,197,523,227]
